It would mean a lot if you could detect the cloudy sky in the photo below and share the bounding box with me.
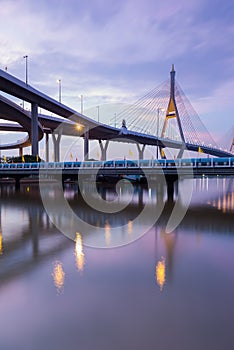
[0,0,234,146]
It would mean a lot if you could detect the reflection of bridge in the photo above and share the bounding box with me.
[0,193,72,286]
[0,65,232,161]
[1,181,233,286]
[0,180,234,281]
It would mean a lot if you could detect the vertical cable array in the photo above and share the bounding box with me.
[109,76,218,147]
[174,81,217,147]
[110,80,170,135]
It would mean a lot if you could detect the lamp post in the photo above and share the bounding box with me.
[23,55,28,84]
[156,107,164,159]
[57,79,61,103]
[80,95,83,114]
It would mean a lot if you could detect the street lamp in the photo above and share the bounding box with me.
[76,123,83,131]
[80,95,83,114]
[23,55,28,84]
[57,79,61,103]
[97,106,100,122]
[156,107,165,159]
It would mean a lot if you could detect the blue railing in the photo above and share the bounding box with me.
[0,157,234,170]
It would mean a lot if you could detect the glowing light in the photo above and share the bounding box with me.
[227,193,231,210]
[75,233,85,272]
[52,261,65,292]
[105,221,111,246]
[217,197,221,210]
[222,194,227,213]
[148,188,152,199]
[156,257,166,291]
[128,220,133,234]
[76,124,83,131]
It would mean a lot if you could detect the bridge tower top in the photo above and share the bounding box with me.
[170,64,176,99]
[161,65,186,151]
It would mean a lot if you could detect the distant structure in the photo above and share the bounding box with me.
[122,119,127,128]
[230,138,234,153]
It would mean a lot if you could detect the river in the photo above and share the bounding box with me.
[0,177,233,350]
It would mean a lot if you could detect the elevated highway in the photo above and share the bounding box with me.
[0,68,232,160]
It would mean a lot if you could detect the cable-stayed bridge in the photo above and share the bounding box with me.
[219,126,234,154]
[111,68,215,144]
[0,65,232,161]
[110,65,226,158]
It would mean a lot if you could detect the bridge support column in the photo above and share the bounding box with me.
[15,177,20,191]
[98,140,109,161]
[52,131,62,162]
[156,179,165,203]
[19,147,23,157]
[138,186,144,207]
[136,144,145,160]
[31,102,39,157]
[177,143,186,159]
[84,128,89,161]
[165,175,178,202]
[45,133,49,162]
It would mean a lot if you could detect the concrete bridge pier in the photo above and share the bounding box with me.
[165,175,178,202]
[177,143,186,158]
[99,140,109,161]
[138,185,144,207]
[52,131,62,162]
[31,102,39,157]
[15,177,21,191]
[156,179,165,203]
[19,147,23,157]
[45,133,49,162]
[136,144,146,160]
[84,128,89,161]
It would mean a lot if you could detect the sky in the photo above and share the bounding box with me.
[0,0,234,156]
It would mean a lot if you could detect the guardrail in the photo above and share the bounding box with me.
[0,157,234,170]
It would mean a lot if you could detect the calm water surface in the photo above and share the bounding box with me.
[0,178,234,350]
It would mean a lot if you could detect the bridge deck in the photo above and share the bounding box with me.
[0,158,233,179]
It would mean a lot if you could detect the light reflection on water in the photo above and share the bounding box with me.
[52,260,65,293]
[194,176,234,212]
[155,256,166,291]
[0,178,234,350]
[75,232,85,272]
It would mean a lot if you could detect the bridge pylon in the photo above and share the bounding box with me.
[160,64,185,158]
